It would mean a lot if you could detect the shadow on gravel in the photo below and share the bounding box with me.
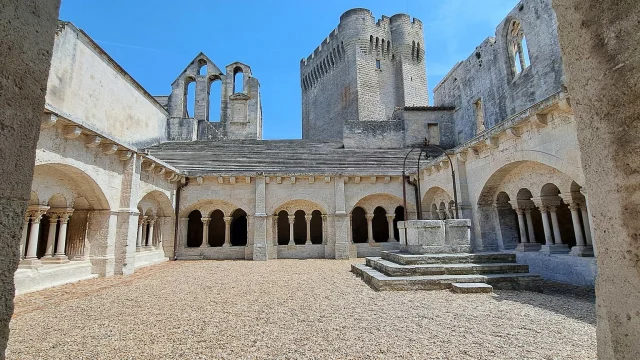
[493,281,596,325]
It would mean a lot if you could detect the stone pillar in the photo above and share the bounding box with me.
[53,212,71,262]
[365,214,374,243]
[386,214,395,242]
[549,206,564,245]
[288,215,295,245]
[223,217,232,247]
[19,215,31,260]
[146,217,156,249]
[321,215,328,245]
[24,213,43,260]
[44,214,59,258]
[540,206,554,246]
[515,207,540,252]
[305,215,312,244]
[136,218,144,251]
[524,207,536,244]
[348,213,353,244]
[273,216,278,246]
[570,203,594,257]
[141,216,148,250]
[200,217,210,248]
[540,205,569,254]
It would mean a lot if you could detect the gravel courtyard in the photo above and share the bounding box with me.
[7,260,595,359]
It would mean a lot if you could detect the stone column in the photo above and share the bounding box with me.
[540,205,568,254]
[524,207,536,244]
[365,214,374,243]
[549,206,564,245]
[20,207,48,269]
[273,216,278,246]
[569,203,594,257]
[141,216,148,250]
[305,215,312,244]
[44,213,59,258]
[540,206,554,246]
[347,213,353,244]
[580,204,593,245]
[288,215,295,245]
[223,216,232,247]
[201,217,210,248]
[321,215,328,245]
[19,214,31,260]
[515,207,541,252]
[136,218,144,251]
[146,217,156,249]
[54,212,72,262]
[386,214,395,242]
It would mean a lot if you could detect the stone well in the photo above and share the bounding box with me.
[397,219,471,254]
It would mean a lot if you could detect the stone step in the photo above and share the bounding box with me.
[451,283,493,294]
[381,251,516,265]
[366,257,530,277]
[351,263,542,292]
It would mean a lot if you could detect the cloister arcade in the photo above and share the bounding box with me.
[348,194,406,244]
[185,208,249,248]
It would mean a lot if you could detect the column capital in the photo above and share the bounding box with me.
[27,205,50,222]
[201,217,211,225]
[515,208,525,215]
[321,214,328,220]
[148,216,157,225]
[223,216,233,224]
[548,205,559,213]
[287,215,295,223]
[385,214,395,220]
[539,205,550,213]
[304,215,312,222]
[523,206,534,215]
[365,214,374,221]
[569,202,582,211]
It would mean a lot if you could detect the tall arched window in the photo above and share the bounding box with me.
[351,207,368,243]
[372,207,389,242]
[508,20,531,75]
[310,210,323,244]
[184,78,196,118]
[293,210,306,245]
[209,210,225,247]
[233,67,244,94]
[230,209,247,246]
[393,206,405,241]
[277,210,289,245]
[209,77,222,122]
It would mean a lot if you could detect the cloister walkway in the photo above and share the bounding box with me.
[8,260,595,359]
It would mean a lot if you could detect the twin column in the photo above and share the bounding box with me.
[199,216,232,247]
[20,206,73,267]
[136,215,158,251]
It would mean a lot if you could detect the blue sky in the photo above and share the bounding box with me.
[59,0,518,139]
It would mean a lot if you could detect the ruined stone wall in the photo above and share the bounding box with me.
[46,23,169,148]
[301,9,428,141]
[433,0,565,144]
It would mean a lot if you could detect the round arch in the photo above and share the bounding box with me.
[421,187,453,219]
[272,199,327,216]
[180,199,243,218]
[32,163,111,210]
[351,193,411,215]
[138,190,175,218]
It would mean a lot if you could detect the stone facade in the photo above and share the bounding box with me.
[16,0,601,297]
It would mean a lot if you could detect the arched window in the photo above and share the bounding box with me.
[351,207,368,243]
[198,59,207,75]
[233,67,244,94]
[387,40,391,55]
[230,209,247,246]
[369,35,373,54]
[293,210,306,245]
[209,210,225,247]
[208,77,222,122]
[381,38,385,55]
[393,206,405,241]
[277,210,289,245]
[184,78,196,118]
[372,206,389,242]
[508,20,531,75]
[411,41,416,60]
[310,210,323,244]
[375,37,379,52]
[187,210,203,247]
[416,43,421,61]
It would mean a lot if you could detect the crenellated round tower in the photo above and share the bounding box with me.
[301,8,429,141]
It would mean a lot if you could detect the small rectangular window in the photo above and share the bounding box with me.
[375,59,381,70]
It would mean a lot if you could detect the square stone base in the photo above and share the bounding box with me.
[40,256,70,264]
[18,258,42,269]
[569,245,594,257]
[540,244,570,254]
[515,242,542,252]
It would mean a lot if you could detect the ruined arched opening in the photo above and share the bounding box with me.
[233,67,244,94]
[184,77,196,118]
[198,59,208,75]
[208,76,222,122]
[372,206,389,242]
[187,210,203,247]
[230,209,247,246]
[351,207,368,243]
[393,206,404,241]
[209,209,225,247]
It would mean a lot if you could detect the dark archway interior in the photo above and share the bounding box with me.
[393,206,404,241]
[187,210,203,247]
[372,207,389,242]
[277,210,289,245]
[351,207,367,243]
[37,214,52,258]
[230,209,247,246]
[310,210,323,244]
[209,210,225,247]
[557,201,576,247]
[293,210,306,245]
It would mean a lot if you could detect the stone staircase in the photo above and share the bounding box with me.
[352,251,543,293]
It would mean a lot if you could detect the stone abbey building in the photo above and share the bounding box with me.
[16,0,596,294]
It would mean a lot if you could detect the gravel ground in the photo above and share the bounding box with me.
[7,260,596,359]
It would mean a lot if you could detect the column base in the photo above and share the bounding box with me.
[18,258,43,269]
[41,255,70,264]
[569,245,594,257]
[144,246,154,251]
[136,246,143,252]
[223,243,230,247]
[540,244,570,254]
[515,242,542,252]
